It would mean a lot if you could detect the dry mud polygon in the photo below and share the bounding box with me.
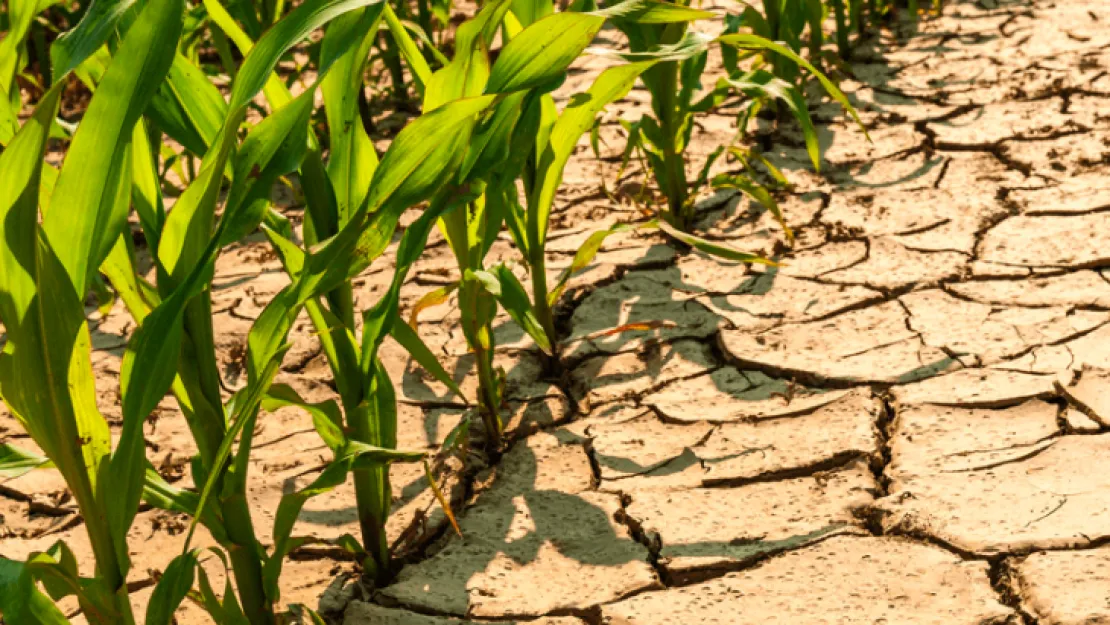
[600,536,1016,624]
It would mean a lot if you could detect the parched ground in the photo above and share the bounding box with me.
[4,0,1110,622]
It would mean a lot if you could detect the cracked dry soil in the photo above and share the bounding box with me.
[4,0,1110,623]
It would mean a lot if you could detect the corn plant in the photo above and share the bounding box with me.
[395,0,624,447]
[602,2,866,236]
[478,1,717,353]
[245,1,464,581]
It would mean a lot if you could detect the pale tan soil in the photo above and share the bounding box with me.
[3,0,1110,622]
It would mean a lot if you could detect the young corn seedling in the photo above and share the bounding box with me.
[241,2,467,581]
[480,1,718,352]
[607,2,867,239]
[404,0,718,366]
[402,0,643,447]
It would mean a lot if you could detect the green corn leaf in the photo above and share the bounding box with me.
[129,119,166,247]
[0,0,37,92]
[736,5,771,38]
[0,98,18,146]
[716,33,869,139]
[9,239,117,597]
[382,3,432,93]
[202,0,257,52]
[595,0,715,23]
[183,339,291,552]
[0,557,70,624]
[486,11,605,94]
[511,0,552,26]
[500,185,529,258]
[423,26,490,111]
[485,265,553,353]
[262,225,307,276]
[0,80,59,417]
[118,0,385,579]
[99,237,155,324]
[549,222,638,305]
[360,95,494,230]
[262,384,346,454]
[322,6,386,223]
[265,208,364,414]
[678,46,708,109]
[693,144,725,192]
[121,0,376,514]
[304,296,365,412]
[20,547,124,625]
[334,97,493,285]
[424,0,512,110]
[182,93,491,577]
[49,0,136,82]
[194,548,250,625]
[43,0,182,296]
[34,542,81,601]
[0,442,53,478]
[655,220,776,264]
[220,87,316,246]
[227,0,385,113]
[723,71,819,170]
[530,61,655,250]
[253,99,490,358]
[467,268,501,297]
[463,91,529,180]
[144,551,198,625]
[391,310,467,401]
[590,29,713,63]
[22,546,117,620]
[114,127,234,574]
[261,439,424,601]
[783,82,820,171]
[458,274,499,353]
[147,55,228,157]
[804,0,823,58]
[394,19,450,66]
[0,83,118,585]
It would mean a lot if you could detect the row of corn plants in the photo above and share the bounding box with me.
[0,0,903,620]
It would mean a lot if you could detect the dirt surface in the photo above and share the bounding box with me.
[4,0,1110,622]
